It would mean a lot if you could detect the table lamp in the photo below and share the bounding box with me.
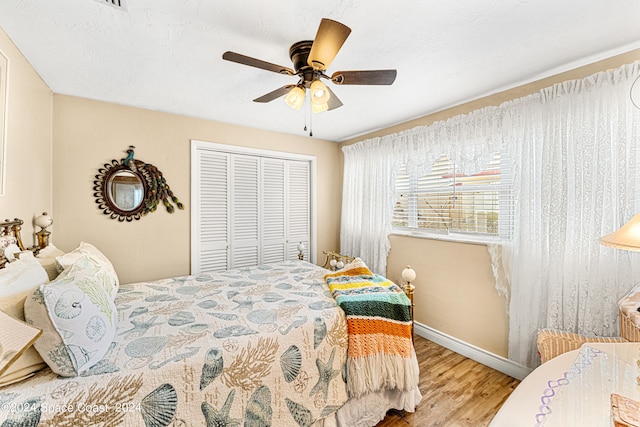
[34,212,52,249]
[600,212,640,251]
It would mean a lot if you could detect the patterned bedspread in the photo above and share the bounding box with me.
[0,261,349,426]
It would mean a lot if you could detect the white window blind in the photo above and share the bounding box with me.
[392,152,513,242]
[191,141,315,274]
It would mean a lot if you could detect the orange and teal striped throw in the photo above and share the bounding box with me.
[324,258,419,397]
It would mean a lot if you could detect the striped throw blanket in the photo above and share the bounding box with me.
[324,258,419,397]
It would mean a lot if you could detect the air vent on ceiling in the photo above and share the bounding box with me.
[93,0,127,11]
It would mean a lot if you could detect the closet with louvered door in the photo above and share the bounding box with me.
[191,140,314,274]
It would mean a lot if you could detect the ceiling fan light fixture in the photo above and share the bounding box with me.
[311,101,329,113]
[284,86,305,110]
[310,80,330,105]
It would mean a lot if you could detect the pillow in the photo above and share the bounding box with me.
[0,251,49,298]
[24,256,118,377]
[37,244,66,259]
[0,234,17,257]
[56,242,119,299]
[0,289,47,386]
[0,310,43,382]
[0,349,47,387]
[37,258,62,282]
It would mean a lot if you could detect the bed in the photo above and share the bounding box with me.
[0,219,421,427]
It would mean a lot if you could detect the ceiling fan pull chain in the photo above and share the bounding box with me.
[304,95,308,133]
[309,98,313,137]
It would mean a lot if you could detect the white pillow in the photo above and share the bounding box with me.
[0,252,49,298]
[24,256,118,377]
[37,258,62,282]
[56,242,119,299]
[37,244,66,259]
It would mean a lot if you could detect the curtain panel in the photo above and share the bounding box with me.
[503,62,640,368]
[341,60,640,369]
[341,106,504,274]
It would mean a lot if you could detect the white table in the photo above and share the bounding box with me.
[489,342,640,426]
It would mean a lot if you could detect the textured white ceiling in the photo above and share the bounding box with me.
[1,0,639,141]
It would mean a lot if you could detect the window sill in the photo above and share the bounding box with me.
[390,229,506,246]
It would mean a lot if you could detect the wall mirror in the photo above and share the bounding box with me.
[93,146,183,222]
[109,169,145,212]
[94,161,148,221]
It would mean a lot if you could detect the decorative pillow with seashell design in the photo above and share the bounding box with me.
[24,256,118,377]
[56,242,119,299]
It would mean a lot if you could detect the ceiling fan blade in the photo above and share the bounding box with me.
[326,86,343,111]
[223,51,294,76]
[253,85,296,103]
[331,69,397,85]
[307,18,351,71]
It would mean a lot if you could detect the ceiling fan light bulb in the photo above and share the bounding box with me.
[285,86,305,110]
[310,80,330,105]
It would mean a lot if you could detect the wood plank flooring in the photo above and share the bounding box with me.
[376,335,520,427]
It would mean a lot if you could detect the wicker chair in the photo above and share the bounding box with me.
[537,310,640,364]
[536,328,626,364]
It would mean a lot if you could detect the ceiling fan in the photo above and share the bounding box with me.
[222,18,397,113]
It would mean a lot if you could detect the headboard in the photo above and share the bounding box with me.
[0,218,29,268]
[322,250,355,271]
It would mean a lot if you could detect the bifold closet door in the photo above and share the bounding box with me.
[193,150,230,273]
[192,143,312,274]
[229,154,260,268]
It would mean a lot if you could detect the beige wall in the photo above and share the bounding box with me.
[52,95,342,284]
[0,28,53,243]
[386,236,508,356]
[343,49,640,358]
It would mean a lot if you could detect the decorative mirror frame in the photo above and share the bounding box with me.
[93,160,148,221]
[93,146,184,222]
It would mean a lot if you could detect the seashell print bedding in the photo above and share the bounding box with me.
[0,261,350,426]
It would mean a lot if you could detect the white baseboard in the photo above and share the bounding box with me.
[414,322,532,381]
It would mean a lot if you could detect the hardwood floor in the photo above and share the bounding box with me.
[376,335,520,427]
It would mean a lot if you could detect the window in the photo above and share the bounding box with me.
[392,152,513,242]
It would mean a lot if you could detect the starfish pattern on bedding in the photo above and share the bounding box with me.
[309,348,340,400]
[201,390,240,427]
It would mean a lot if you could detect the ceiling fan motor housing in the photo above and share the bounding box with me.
[289,40,322,86]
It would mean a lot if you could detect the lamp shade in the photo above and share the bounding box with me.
[284,86,305,110]
[311,101,329,113]
[297,242,305,252]
[310,80,330,105]
[35,212,53,230]
[600,212,640,251]
[402,265,416,283]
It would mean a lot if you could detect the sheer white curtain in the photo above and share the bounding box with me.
[341,107,503,275]
[503,62,640,368]
[341,139,398,275]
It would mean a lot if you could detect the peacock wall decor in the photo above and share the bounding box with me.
[93,146,184,222]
